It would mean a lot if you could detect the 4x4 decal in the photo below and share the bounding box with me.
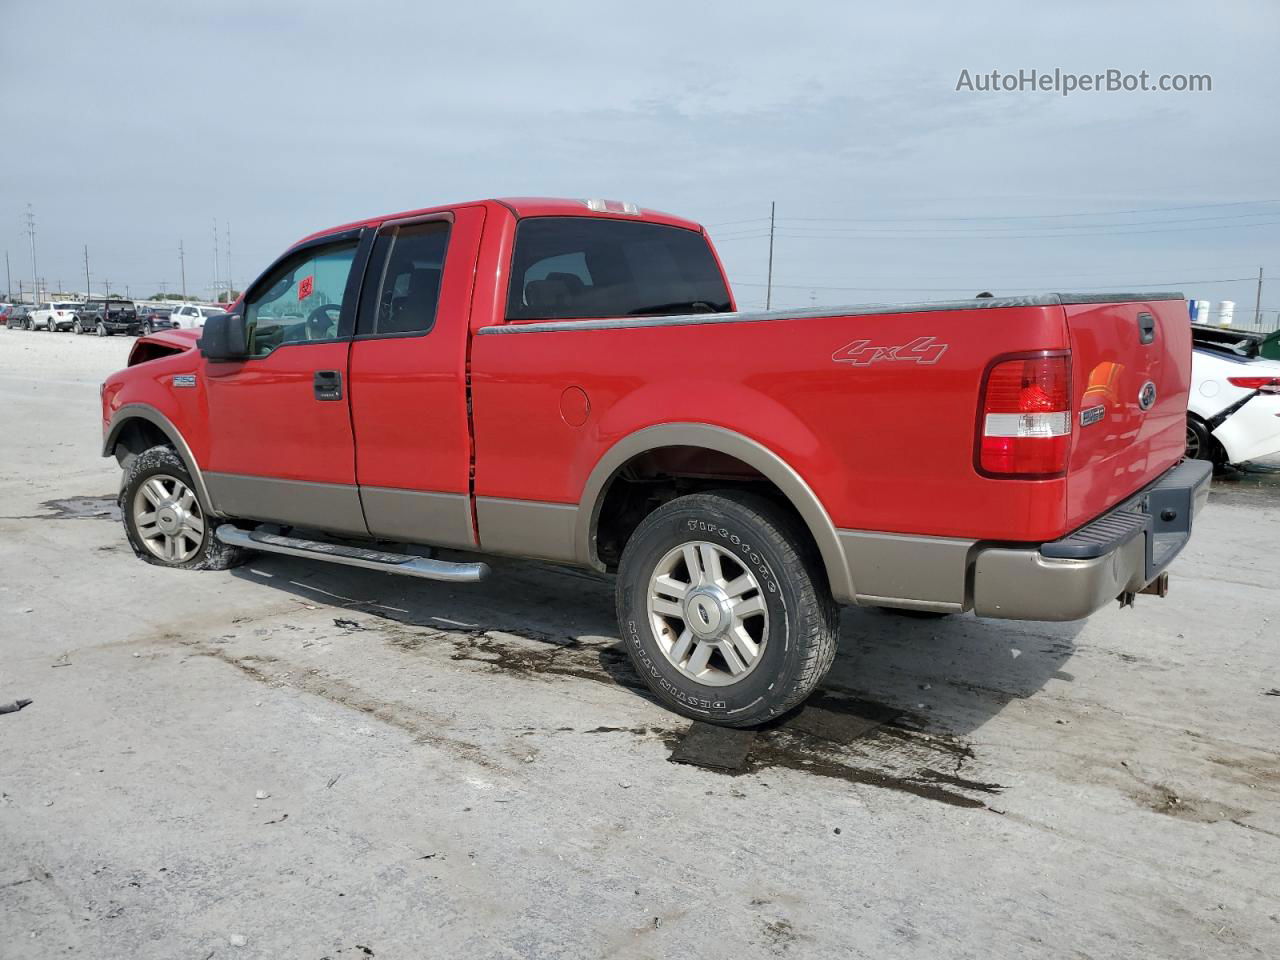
[832,336,948,366]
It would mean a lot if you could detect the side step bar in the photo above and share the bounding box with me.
[215,525,489,583]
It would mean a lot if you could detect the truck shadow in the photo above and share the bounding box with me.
[229,548,1085,739]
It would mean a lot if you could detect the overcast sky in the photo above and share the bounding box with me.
[3,0,1278,320]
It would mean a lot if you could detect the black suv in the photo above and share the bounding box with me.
[5,305,33,329]
[75,299,141,336]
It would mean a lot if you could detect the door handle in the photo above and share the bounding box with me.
[313,370,343,401]
[1137,312,1156,345]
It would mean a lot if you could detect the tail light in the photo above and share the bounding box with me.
[1226,376,1280,394]
[977,352,1072,477]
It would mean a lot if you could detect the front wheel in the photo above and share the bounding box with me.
[121,445,250,571]
[96,321,108,337]
[615,491,839,727]
[73,319,83,335]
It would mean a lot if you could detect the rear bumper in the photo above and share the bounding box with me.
[971,459,1212,621]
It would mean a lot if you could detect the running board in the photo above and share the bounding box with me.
[215,525,489,583]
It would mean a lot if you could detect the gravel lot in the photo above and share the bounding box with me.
[2,328,1278,959]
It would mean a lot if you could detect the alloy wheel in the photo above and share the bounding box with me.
[132,474,205,563]
[647,540,769,686]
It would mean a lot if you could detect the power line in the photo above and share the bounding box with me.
[776,198,1280,224]
[774,210,1280,235]
[767,219,1280,242]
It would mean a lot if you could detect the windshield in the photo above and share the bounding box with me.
[506,218,732,321]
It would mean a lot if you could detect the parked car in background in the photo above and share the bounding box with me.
[0,303,12,326]
[139,306,173,334]
[32,301,84,332]
[1186,346,1280,467]
[5,305,34,329]
[99,196,1209,727]
[168,303,226,330]
[74,299,141,336]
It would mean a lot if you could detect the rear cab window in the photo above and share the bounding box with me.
[505,217,731,322]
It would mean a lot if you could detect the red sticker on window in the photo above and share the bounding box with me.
[297,275,314,300]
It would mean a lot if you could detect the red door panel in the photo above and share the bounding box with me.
[348,206,486,530]
[204,341,356,483]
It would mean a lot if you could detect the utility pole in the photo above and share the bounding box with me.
[84,245,91,299]
[212,219,221,305]
[179,240,187,300]
[765,201,776,310]
[104,278,111,298]
[1254,267,1264,328]
[225,221,232,303]
[23,204,38,303]
[5,251,10,301]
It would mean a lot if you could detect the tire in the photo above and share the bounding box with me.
[73,319,83,335]
[120,445,250,571]
[1186,414,1226,469]
[96,321,108,337]
[47,319,56,332]
[615,490,839,727]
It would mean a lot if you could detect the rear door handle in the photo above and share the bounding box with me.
[313,370,343,401]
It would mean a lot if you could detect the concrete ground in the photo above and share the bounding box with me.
[1,327,1277,960]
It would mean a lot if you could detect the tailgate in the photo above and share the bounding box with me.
[1063,296,1191,531]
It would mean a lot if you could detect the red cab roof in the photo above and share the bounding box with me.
[292,197,702,248]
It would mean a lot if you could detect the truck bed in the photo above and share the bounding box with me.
[471,291,1189,545]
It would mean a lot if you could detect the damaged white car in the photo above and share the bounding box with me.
[1187,346,1280,467]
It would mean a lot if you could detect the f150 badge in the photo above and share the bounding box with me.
[832,336,948,366]
[171,375,197,388]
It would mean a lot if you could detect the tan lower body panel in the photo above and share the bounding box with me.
[204,473,369,536]
[475,496,579,562]
[206,475,476,548]
[360,487,476,549]
[839,530,975,613]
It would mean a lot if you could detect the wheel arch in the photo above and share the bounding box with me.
[103,404,219,516]
[575,423,854,602]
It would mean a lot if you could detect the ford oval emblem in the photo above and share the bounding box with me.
[1138,381,1157,411]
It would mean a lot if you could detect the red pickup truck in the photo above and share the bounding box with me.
[101,197,1210,726]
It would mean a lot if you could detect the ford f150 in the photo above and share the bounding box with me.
[100,197,1211,726]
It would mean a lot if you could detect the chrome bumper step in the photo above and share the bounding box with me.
[215,525,490,583]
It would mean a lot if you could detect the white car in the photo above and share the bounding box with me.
[168,304,226,330]
[1188,346,1280,466]
[31,301,83,333]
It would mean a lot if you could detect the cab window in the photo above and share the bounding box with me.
[505,217,732,321]
[357,221,450,337]
[244,241,358,357]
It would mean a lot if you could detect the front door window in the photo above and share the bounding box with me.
[244,241,359,357]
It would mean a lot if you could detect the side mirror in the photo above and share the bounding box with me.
[199,311,249,361]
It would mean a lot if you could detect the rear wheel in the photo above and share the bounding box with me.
[615,491,839,727]
[73,319,83,335]
[1186,414,1226,469]
[121,446,249,571]
[47,319,56,332]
